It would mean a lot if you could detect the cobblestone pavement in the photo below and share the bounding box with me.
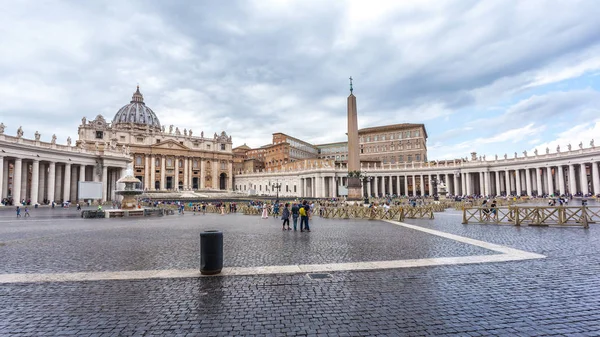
[1,208,600,336]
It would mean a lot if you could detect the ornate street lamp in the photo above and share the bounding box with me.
[431,175,439,201]
[269,179,282,203]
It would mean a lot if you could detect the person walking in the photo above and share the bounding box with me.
[261,203,269,219]
[16,206,21,218]
[291,203,300,231]
[281,203,291,230]
[24,206,30,218]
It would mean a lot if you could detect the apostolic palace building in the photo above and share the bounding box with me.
[1,86,599,206]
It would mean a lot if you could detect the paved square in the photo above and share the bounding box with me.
[0,207,599,336]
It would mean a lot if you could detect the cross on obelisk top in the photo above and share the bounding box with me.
[349,76,353,94]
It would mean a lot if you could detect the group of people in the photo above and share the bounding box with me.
[261,201,312,232]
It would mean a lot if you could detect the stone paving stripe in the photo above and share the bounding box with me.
[0,220,545,284]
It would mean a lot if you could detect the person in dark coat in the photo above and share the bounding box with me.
[281,203,291,230]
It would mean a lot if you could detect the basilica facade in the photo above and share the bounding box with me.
[77,86,234,191]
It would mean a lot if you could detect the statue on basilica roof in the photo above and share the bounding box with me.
[175,127,181,136]
[184,128,187,136]
[189,129,193,137]
[579,141,583,149]
[34,131,41,141]
[67,137,72,146]
[162,125,165,133]
[82,117,86,125]
[51,134,57,144]
[567,143,572,151]
[0,122,5,134]
[169,125,174,134]
[17,126,24,138]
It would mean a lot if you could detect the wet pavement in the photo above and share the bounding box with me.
[1,206,599,336]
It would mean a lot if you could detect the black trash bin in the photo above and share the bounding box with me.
[200,230,223,275]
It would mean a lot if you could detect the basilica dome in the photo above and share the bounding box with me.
[112,86,161,130]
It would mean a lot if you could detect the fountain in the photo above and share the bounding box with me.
[115,164,143,210]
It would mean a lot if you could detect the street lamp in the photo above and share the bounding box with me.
[361,175,373,204]
[269,179,281,204]
[431,175,439,201]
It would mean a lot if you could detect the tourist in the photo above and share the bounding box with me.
[16,206,21,218]
[291,203,300,231]
[24,206,30,218]
[273,202,280,218]
[193,204,197,215]
[261,203,269,219]
[281,203,291,230]
[300,200,310,232]
[202,203,207,215]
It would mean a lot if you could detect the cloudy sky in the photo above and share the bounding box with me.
[1,0,599,160]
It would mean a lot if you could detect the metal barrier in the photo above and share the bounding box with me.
[320,206,434,221]
[461,206,599,228]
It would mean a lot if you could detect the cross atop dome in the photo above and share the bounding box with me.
[131,85,144,104]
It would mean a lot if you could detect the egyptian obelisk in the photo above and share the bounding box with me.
[347,77,363,201]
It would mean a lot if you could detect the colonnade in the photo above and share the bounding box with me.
[0,156,124,205]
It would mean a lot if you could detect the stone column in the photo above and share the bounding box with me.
[466,173,472,195]
[13,159,22,204]
[558,166,565,195]
[493,171,500,196]
[47,162,56,203]
[547,166,554,196]
[580,163,589,195]
[38,163,46,203]
[101,165,108,202]
[568,164,577,194]
[387,176,392,196]
[311,177,316,198]
[144,156,150,190]
[183,157,188,190]
[453,174,459,196]
[63,163,71,202]
[428,175,433,196]
[367,179,372,197]
[174,157,180,191]
[54,164,63,202]
[150,155,156,191]
[92,164,98,182]
[0,156,3,201]
[535,168,543,196]
[477,172,483,196]
[504,170,510,196]
[592,162,600,196]
[373,176,378,197]
[513,169,520,196]
[228,161,233,191]
[484,171,491,196]
[20,161,28,202]
[2,158,8,199]
[525,168,532,197]
[30,160,39,205]
[212,161,218,189]
[160,156,166,190]
[461,173,467,196]
[396,176,400,196]
[200,159,205,189]
[419,174,424,195]
[403,175,409,196]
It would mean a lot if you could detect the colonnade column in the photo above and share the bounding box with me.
[30,160,39,205]
[428,175,433,196]
[462,173,467,196]
[367,179,372,197]
[453,174,459,196]
[580,163,589,195]
[484,171,491,196]
[20,161,28,201]
[2,158,8,199]
[479,172,484,196]
[13,159,22,204]
[101,165,108,202]
[494,171,500,196]
[388,176,392,196]
[504,170,510,196]
[547,167,554,196]
[466,173,472,195]
[160,156,166,190]
[592,163,600,195]
[63,163,71,202]
[557,166,565,195]
[403,175,408,196]
[47,162,56,203]
[38,163,46,203]
[535,167,552,196]
[0,156,3,201]
[525,168,532,196]
[514,169,521,196]
[396,176,401,196]
[373,176,378,197]
[568,164,577,194]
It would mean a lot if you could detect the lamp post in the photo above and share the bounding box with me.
[269,179,281,204]
[361,175,373,204]
[431,175,439,201]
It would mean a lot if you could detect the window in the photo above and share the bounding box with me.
[415,130,420,137]
[135,156,142,166]
[156,139,160,144]
[137,137,144,143]
[408,155,412,162]
[390,134,394,140]
[95,131,104,139]
[294,185,297,192]
[179,159,183,167]
[374,135,378,141]
[405,131,410,138]
[390,145,395,151]
[120,136,125,141]
[416,154,421,161]
[193,160,198,168]
[399,155,404,162]
[366,137,370,142]
[167,158,173,167]
[207,144,211,150]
